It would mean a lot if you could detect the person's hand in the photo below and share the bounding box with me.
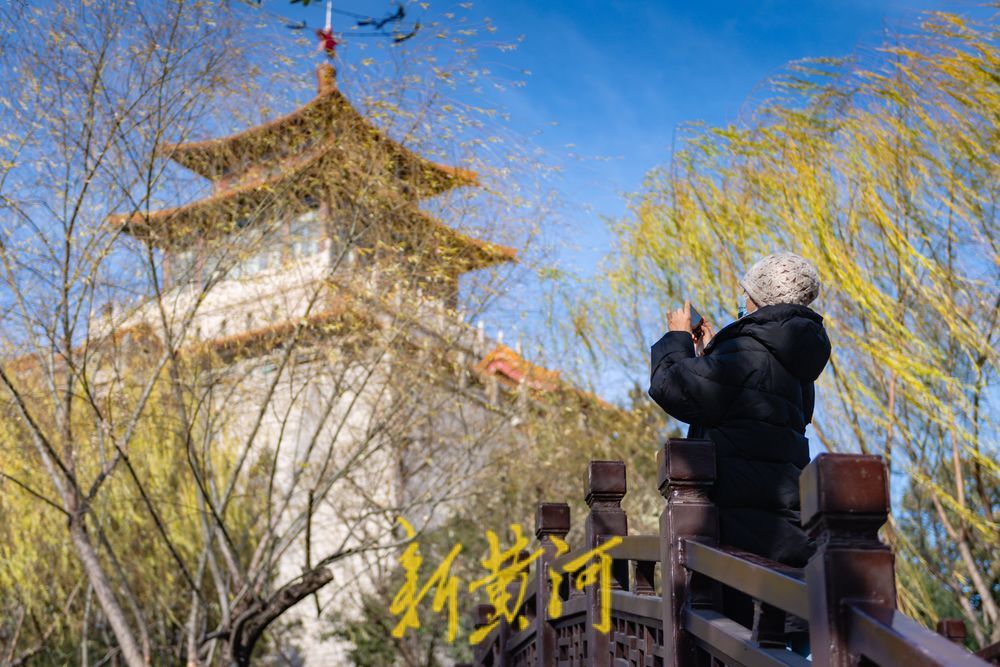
[694,319,715,356]
[667,301,692,333]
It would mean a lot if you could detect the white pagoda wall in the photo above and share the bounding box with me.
[216,349,396,665]
[99,240,517,664]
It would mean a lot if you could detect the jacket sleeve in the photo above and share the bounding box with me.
[647,331,739,427]
[802,381,815,425]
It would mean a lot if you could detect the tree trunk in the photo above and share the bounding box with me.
[68,516,147,667]
[229,567,334,666]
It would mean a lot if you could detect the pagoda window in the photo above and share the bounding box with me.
[231,253,259,278]
[300,135,319,154]
[289,210,322,260]
[211,219,286,279]
[171,249,198,285]
[238,247,281,276]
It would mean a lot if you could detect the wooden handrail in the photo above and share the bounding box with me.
[547,535,659,574]
[847,603,989,667]
[683,541,808,619]
[466,440,990,667]
[608,589,660,620]
[534,501,569,666]
[578,460,628,666]
[550,595,587,622]
[547,547,587,574]
[659,438,719,666]
[683,608,809,667]
[607,534,659,562]
[978,640,1000,664]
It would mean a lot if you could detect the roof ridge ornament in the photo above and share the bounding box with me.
[315,0,338,60]
[316,62,336,94]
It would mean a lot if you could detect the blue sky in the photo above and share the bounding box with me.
[277,0,965,277]
[273,0,979,404]
[462,0,970,277]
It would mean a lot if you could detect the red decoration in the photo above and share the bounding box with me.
[316,28,338,58]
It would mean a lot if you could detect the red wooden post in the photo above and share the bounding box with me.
[801,453,894,666]
[658,438,717,667]
[535,502,570,667]
[937,619,968,646]
[977,640,1000,664]
[584,460,628,666]
[634,559,656,596]
[472,603,495,667]
[751,601,787,649]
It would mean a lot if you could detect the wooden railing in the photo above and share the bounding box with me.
[460,438,991,667]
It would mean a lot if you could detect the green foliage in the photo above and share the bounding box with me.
[324,515,487,666]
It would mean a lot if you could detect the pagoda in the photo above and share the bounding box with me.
[102,64,614,665]
[113,63,516,325]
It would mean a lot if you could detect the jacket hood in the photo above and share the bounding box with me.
[708,304,831,381]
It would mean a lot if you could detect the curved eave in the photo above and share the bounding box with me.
[433,226,518,272]
[163,86,478,198]
[473,343,561,392]
[111,150,516,272]
[115,205,515,273]
[112,142,354,246]
[194,301,370,363]
[471,344,620,413]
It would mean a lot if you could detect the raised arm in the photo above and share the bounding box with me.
[647,331,738,426]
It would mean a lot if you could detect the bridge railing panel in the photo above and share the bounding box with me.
[467,439,990,667]
[660,441,990,667]
[800,454,990,667]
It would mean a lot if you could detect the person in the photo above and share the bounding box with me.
[647,252,831,651]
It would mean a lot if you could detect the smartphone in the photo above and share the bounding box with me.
[689,305,704,334]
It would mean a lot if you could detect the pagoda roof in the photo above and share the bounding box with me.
[161,64,476,200]
[471,343,620,412]
[473,343,561,392]
[111,137,515,272]
[194,301,368,364]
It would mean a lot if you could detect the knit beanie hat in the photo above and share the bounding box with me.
[739,253,820,307]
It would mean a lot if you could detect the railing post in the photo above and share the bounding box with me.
[801,453,894,666]
[535,502,570,667]
[472,603,494,667]
[634,559,656,596]
[937,619,968,646]
[585,460,628,666]
[482,546,531,667]
[751,601,787,649]
[658,438,717,667]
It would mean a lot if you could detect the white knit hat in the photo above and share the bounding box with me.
[740,253,820,307]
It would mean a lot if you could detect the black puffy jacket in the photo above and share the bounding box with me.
[648,303,831,567]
